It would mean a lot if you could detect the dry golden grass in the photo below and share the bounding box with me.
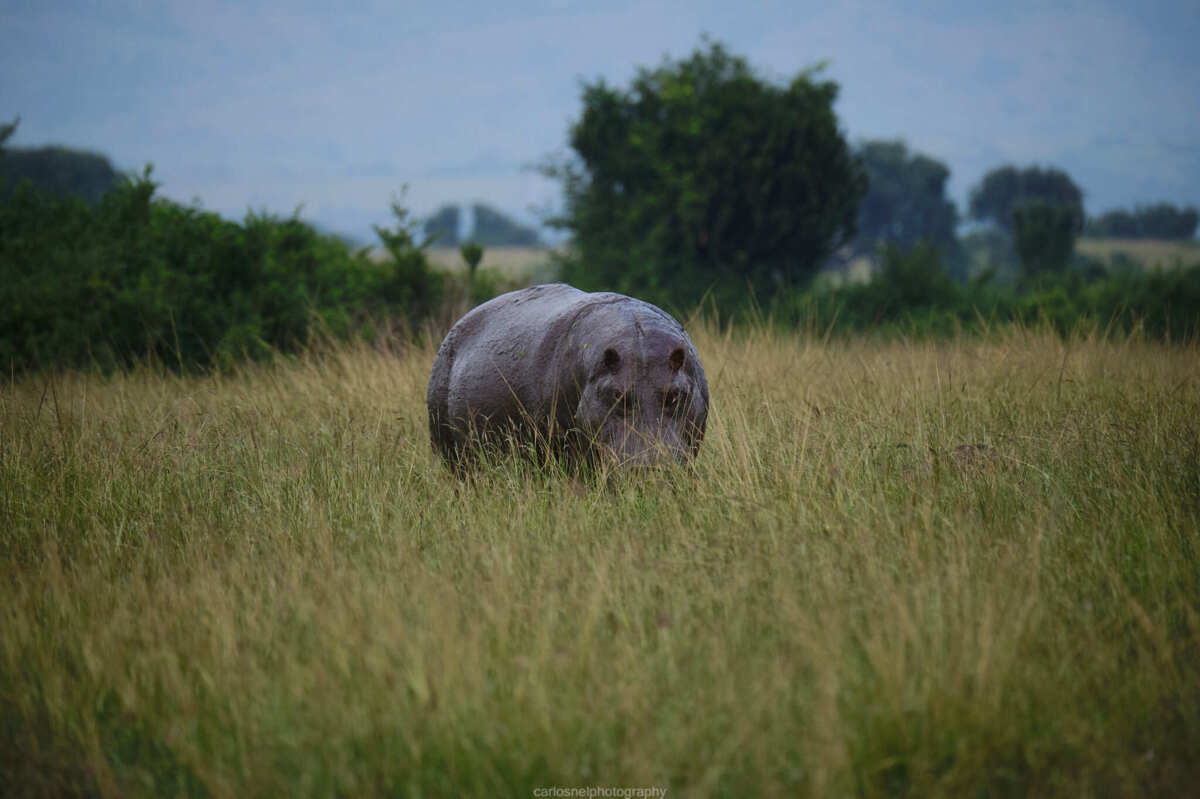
[1077,236,1200,270]
[1,323,1198,797]
[424,246,560,281]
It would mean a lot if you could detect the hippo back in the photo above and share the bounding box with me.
[427,284,590,460]
[427,283,708,467]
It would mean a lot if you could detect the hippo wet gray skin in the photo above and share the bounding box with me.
[427,284,709,470]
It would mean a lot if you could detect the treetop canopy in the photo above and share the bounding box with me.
[547,39,866,309]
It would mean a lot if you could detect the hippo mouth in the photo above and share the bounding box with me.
[590,422,691,470]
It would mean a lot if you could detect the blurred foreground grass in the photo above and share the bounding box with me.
[2,323,1198,797]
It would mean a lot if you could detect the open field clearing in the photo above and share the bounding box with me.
[2,324,1198,797]
[1077,237,1200,271]
[424,246,560,282]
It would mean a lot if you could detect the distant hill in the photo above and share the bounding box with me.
[423,202,541,248]
[0,145,120,204]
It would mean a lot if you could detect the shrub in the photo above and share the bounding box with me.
[0,171,443,374]
[768,244,1200,341]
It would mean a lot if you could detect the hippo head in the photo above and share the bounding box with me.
[574,325,707,469]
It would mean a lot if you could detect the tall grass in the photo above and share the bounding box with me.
[2,322,1198,797]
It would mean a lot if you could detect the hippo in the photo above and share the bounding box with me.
[427,283,709,470]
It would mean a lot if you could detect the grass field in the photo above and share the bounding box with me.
[423,246,560,282]
[1076,237,1200,271]
[2,322,1198,797]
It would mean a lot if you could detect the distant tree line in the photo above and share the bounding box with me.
[0,118,120,204]
[772,244,1200,342]
[543,38,1197,303]
[1087,204,1198,240]
[3,35,1199,378]
[422,202,541,248]
[541,40,1106,301]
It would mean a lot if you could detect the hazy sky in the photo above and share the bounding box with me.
[4,0,1198,242]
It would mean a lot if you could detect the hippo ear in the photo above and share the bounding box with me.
[668,347,685,372]
[603,347,621,373]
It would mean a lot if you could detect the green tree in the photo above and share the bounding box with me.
[1087,208,1139,237]
[544,39,865,308]
[1012,201,1082,279]
[423,204,460,247]
[1088,203,1198,239]
[854,140,958,253]
[471,203,540,246]
[1137,203,1198,239]
[969,165,1082,233]
[0,117,16,150]
[0,118,120,205]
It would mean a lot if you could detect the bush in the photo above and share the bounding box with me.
[371,198,446,324]
[769,244,1200,341]
[1078,262,1200,341]
[4,162,1196,380]
[0,171,444,374]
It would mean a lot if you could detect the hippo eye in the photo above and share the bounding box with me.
[601,387,628,415]
[664,389,686,414]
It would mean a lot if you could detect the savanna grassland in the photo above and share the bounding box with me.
[2,323,1198,797]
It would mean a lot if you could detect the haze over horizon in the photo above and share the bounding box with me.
[4,0,1198,244]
